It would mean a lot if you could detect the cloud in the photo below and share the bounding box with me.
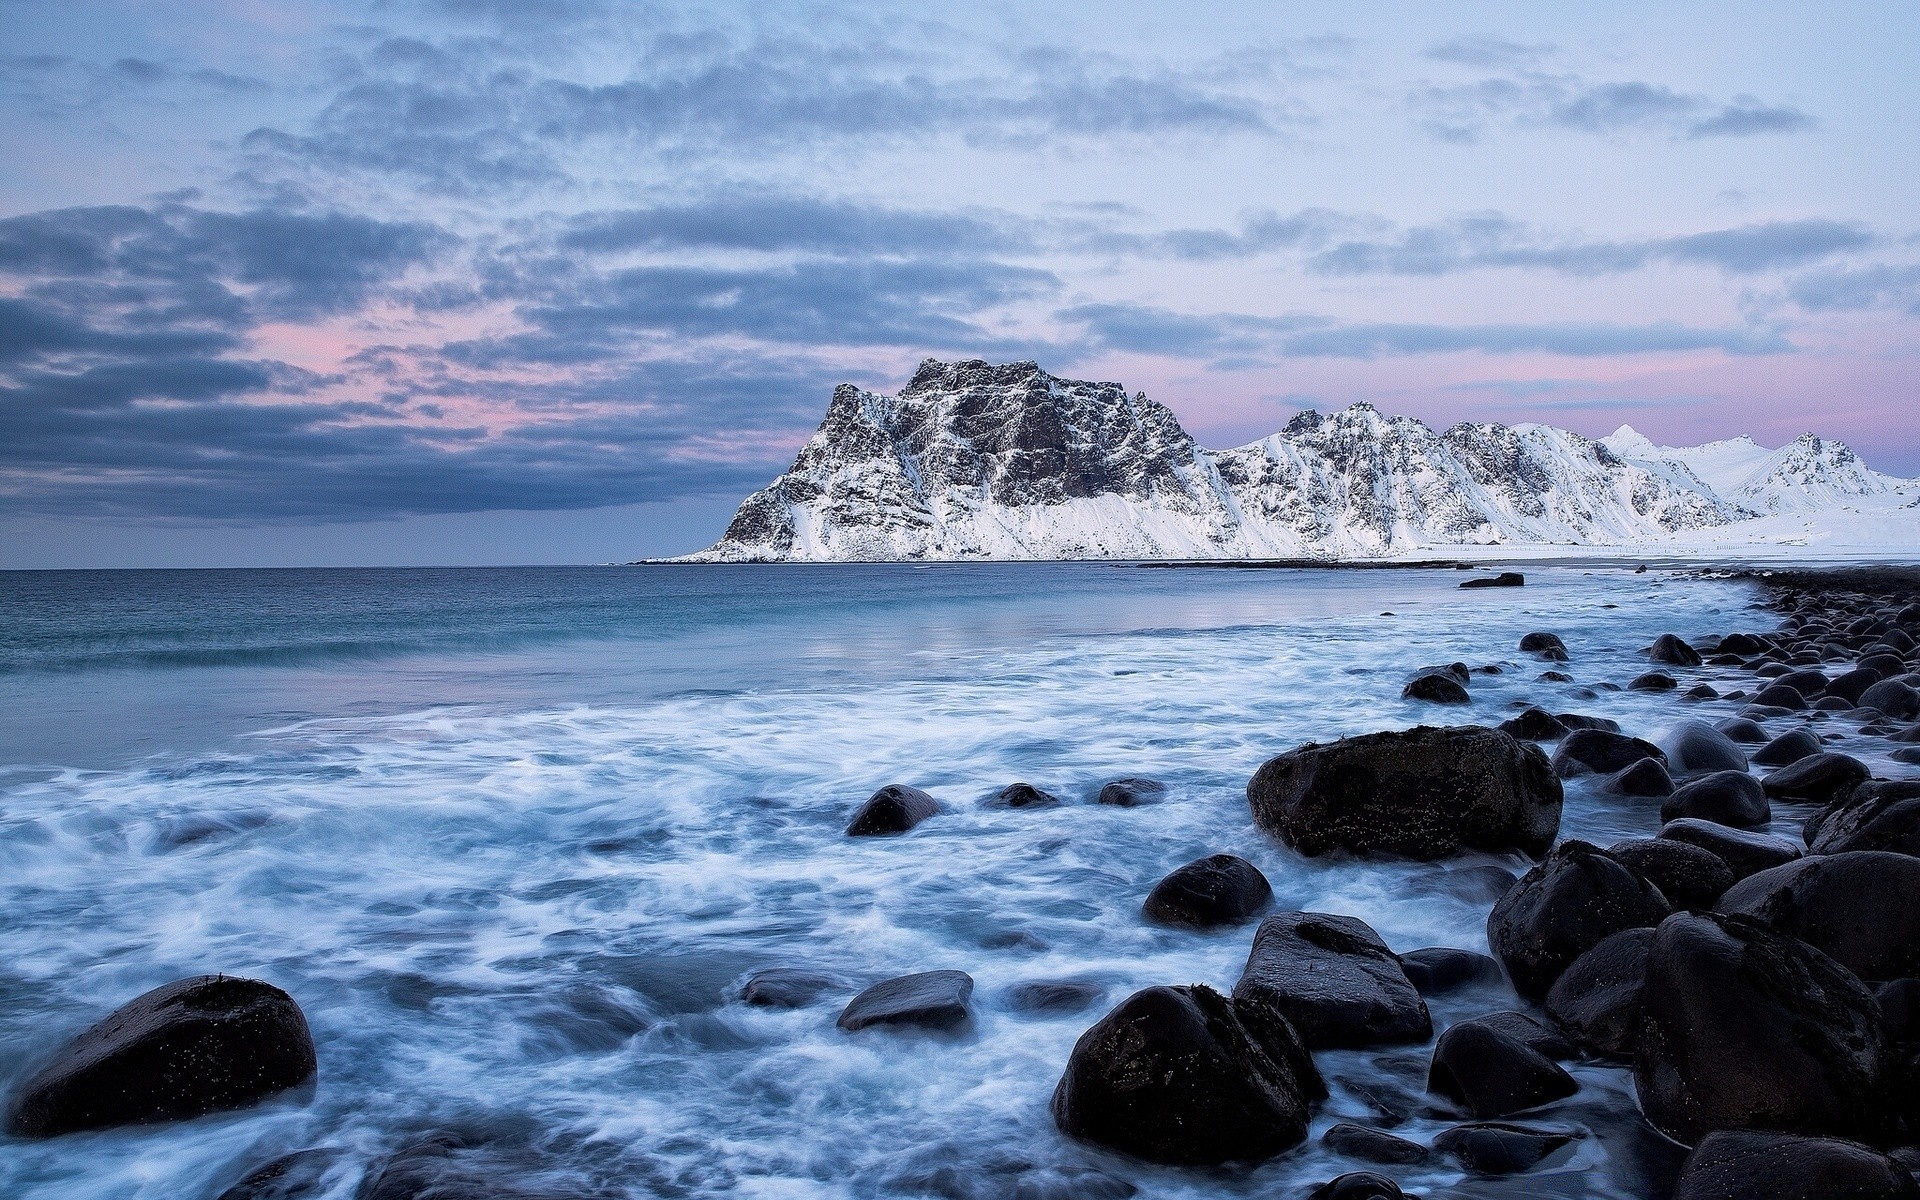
[1410,70,1816,143]
[1060,303,1791,361]
[1425,38,1557,70]
[558,197,1035,258]
[1786,264,1920,315]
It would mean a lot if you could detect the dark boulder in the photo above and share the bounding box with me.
[989,782,1061,808]
[1473,1010,1577,1060]
[1633,911,1888,1146]
[1050,984,1318,1165]
[1761,752,1871,805]
[741,968,843,1009]
[1829,668,1885,705]
[1717,852,1920,982]
[4,975,315,1137]
[1397,947,1503,996]
[1097,777,1166,807]
[1630,671,1679,692]
[1321,1123,1429,1165]
[1550,728,1665,779]
[1861,680,1920,721]
[1650,634,1703,667]
[1658,820,1803,881]
[1141,854,1273,929]
[1606,839,1736,910]
[1776,668,1831,698]
[1661,770,1770,828]
[1232,912,1431,1049]
[1427,1019,1578,1118]
[837,971,973,1032]
[1602,757,1673,798]
[1662,721,1750,775]
[1500,707,1569,741]
[1432,1122,1579,1175]
[1545,927,1653,1060]
[1808,781,1920,856]
[1521,632,1569,660]
[1752,684,1810,710]
[1878,978,1920,1041]
[1717,717,1769,744]
[1307,1173,1406,1200]
[213,1148,343,1200]
[1539,669,1574,682]
[1005,980,1107,1015]
[1719,633,1773,656]
[1672,1131,1920,1200]
[1557,713,1622,733]
[1460,572,1525,589]
[1246,725,1562,861]
[1403,671,1470,704]
[846,785,940,836]
[1753,727,1824,766]
[1487,841,1671,1001]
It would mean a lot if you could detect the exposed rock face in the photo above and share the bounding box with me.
[1248,725,1561,861]
[1671,1131,1920,1200]
[1716,852,1920,982]
[684,360,1752,561]
[1232,912,1432,1050]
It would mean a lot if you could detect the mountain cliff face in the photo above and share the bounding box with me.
[685,359,1900,562]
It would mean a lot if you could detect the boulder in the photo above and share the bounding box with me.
[1321,1123,1429,1165]
[1829,668,1885,705]
[1753,727,1824,766]
[837,971,973,1032]
[1096,777,1166,807]
[1141,854,1272,929]
[213,1148,343,1200]
[1605,838,1736,910]
[1662,722,1750,775]
[1004,980,1106,1015]
[1487,841,1671,1001]
[1717,852,1920,982]
[1630,671,1679,692]
[1232,912,1431,1049]
[1432,1122,1579,1175]
[1716,717,1769,744]
[1545,927,1653,1061]
[989,782,1061,808]
[1307,1174,1406,1200]
[1603,757,1674,798]
[1460,572,1525,589]
[1808,781,1920,857]
[1633,911,1889,1146]
[1752,683,1810,710]
[1404,671,1470,704]
[1521,632,1570,660]
[1499,707,1568,741]
[1550,729,1665,779]
[1661,770,1770,828]
[1397,948,1503,996]
[1247,725,1562,861]
[4,975,316,1137]
[740,968,843,1008]
[1671,1131,1919,1200]
[1050,984,1319,1165]
[1719,633,1774,656]
[846,785,940,836]
[1472,1010,1577,1060]
[1861,680,1920,721]
[1761,752,1871,805]
[1558,713,1622,732]
[1651,634,1704,667]
[1427,1019,1578,1118]
[1659,819,1803,881]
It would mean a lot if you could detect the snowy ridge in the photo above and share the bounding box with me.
[683,359,1916,562]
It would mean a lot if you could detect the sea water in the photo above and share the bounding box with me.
[0,564,1796,1198]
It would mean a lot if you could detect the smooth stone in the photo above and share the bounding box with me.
[1752,727,1824,766]
[1232,912,1431,1050]
[1605,838,1736,910]
[1428,1019,1578,1118]
[1650,634,1703,667]
[1141,854,1273,929]
[846,785,940,836]
[1432,1122,1579,1175]
[837,971,973,1032]
[1544,927,1653,1061]
[1500,707,1569,741]
[1397,947,1503,996]
[1630,671,1679,692]
[1405,671,1470,704]
[1004,980,1106,1014]
[1521,632,1569,660]
[740,968,843,1008]
[213,1148,344,1200]
[1828,668,1885,705]
[1321,1123,1429,1165]
[1860,680,1920,720]
[1556,713,1621,733]
[1658,819,1803,881]
[1550,728,1665,779]
[1096,777,1166,807]
[989,782,1061,808]
[1661,770,1770,828]
[4,975,316,1137]
[1717,851,1920,981]
[1760,752,1871,805]
[1661,721,1750,775]
[1809,781,1920,856]
[1538,670,1574,682]
[1487,840,1670,1001]
[1472,1010,1577,1060]
[1716,717,1769,744]
[1603,757,1673,798]
[1671,1131,1920,1200]
[1460,572,1525,589]
[1307,1173,1406,1200]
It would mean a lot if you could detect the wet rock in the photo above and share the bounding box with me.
[1606,838,1736,910]
[1776,668,1831,698]
[1487,841,1671,1001]
[1432,1122,1579,1175]
[989,782,1061,809]
[1671,1131,1920,1200]
[1861,680,1920,720]
[1557,713,1622,733]
[1661,770,1770,828]
[1630,671,1679,692]
[1877,978,1920,1041]
[1602,757,1673,798]
[1004,980,1106,1015]
[846,785,940,836]
[1752,683,1810,710]
[1397,948,1503,996]
[1659,819,1803,881]
[1650,634,1703,666]
[1247,725,1562,861]
[1050,984,1319,1165]
[837,971,973,1032]
[1232,912,1431,1049]
[1405,671,1471,704]
[1141,854,1272,929]
[1307,1173,1406,1200]
[214,1148,343,1200]
[1428,1019,1578,1118]
[740,968,843,1009]
[1717,851,1920,982]
[1761,752,1871,805]
[1473,1010,1577,1060]
[1549,729,1665,779]
[1719,633,1773,656]
[1321,1123,1429,1165]
[4,975,316,1137]
[1753,727,1824,766]
[1716,717,1769,744]
[1096,777,1166,807]
[1829,668,1886,705]
[1500,707,1569,741]
[1808,781,1920,856]
[1545,927,1653,1060]
[1661,721,1750,775]
[1521,631,1569,659]
[1460,572,1525,589]
[1634,911,1888,1146]
[1541,670,1575,682]
[1683,683,1721,701]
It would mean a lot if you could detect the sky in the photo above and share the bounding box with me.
[2,0,1917,567]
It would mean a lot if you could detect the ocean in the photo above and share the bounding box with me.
[0,564,1799,1198]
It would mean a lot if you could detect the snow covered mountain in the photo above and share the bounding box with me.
[682,359,1913,562]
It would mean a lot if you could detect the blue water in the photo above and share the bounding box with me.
[0,564,1822,1198]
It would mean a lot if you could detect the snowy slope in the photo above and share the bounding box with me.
[677,358,1904,563]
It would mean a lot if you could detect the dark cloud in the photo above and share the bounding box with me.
[559,197,1035,257]
[1786,264,1920,315]
[1061,303,1790,361]
[1410,70,1816,143]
